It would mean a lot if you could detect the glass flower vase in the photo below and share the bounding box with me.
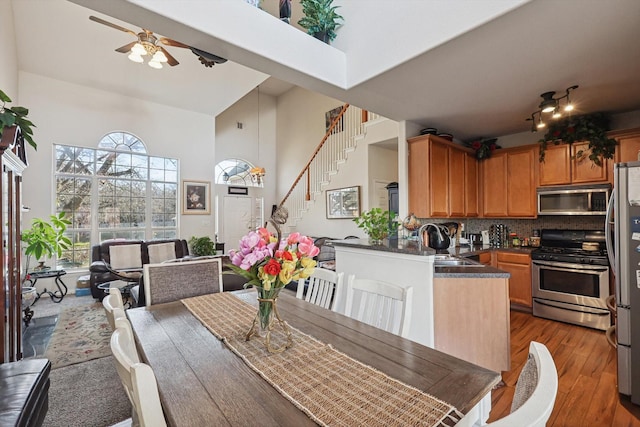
[245,286,293,353]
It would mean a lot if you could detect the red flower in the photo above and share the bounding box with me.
[471,141,481,150]
[263,258,281,276]
[553,130,561,138]
[490,144,497,151]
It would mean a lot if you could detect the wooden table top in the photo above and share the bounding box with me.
[127,290,500,427]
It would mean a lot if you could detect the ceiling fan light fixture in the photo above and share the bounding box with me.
[148,60,162,69]
[128,52,144,63]
[152,51,168,63]
[131,42,147,56]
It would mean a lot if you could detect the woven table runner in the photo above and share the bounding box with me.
[182,292,462,427]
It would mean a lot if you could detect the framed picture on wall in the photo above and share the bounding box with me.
[326,186,360,219]
[325,106,344,132]
[182,180,211,215]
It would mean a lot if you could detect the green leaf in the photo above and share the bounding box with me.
[0,89,11,103]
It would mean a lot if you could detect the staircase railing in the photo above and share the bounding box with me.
[279,104,370,225]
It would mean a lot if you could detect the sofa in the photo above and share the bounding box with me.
[0,358,50,427]
[89,238,189,299]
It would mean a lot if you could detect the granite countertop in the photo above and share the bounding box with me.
[329,238,436,257]
[450,245,538,256]
[433,265,510,279]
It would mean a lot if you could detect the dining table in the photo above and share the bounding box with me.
[126,289,501,426]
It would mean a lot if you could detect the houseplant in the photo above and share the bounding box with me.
[539,112,617,166]
[22,212,72,272]
[464,137,501,160]
[298,0,344,44]
[189,236,216,256]
[353,208,397,244]
[0,89,37,150]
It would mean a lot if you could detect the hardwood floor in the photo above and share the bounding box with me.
[488,310,640,426]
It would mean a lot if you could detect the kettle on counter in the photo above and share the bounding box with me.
[419,223,451,250]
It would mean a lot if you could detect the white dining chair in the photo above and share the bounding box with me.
[296,268,344,311]
[103,287,125,330]
[344,276,413,337]
[143,257,223,306]
[111,325,167,427]
[484,341,558,427]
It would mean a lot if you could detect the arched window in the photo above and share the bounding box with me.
[215,158,263,187]
[54,132,178,269]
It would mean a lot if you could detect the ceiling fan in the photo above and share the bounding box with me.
[89,15,227,69]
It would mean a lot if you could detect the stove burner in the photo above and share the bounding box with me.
[533,229,609,266]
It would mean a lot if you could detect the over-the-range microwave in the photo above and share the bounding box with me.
[537,183,611,215]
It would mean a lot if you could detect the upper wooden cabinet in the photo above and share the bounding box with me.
[408,135,478,218]
[611,128,640,163]
[481,145,538,218]
[539,141,609,186]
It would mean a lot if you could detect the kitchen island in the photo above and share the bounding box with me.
[331,238,511,373]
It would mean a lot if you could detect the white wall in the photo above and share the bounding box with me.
[0,0,18,99]
[19,72,216,245]
[214,87,277,243]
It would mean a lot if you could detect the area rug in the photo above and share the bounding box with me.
[45,355,131,427]
[44,303,112,369]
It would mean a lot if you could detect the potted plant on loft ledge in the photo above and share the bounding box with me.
[538,112,617,166]
[0,89,37,150]
[298,0,344,44]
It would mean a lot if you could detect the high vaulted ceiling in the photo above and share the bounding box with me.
[12,0,640,141]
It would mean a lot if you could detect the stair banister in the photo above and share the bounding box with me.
[279,103,350,208]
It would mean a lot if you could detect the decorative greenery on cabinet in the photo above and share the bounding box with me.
[539,112,617,166]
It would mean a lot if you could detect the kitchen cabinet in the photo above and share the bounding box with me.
[407,135,478,218]
[481,145,537,218]
[495,251,532,309]
[539,141,608,186]
[611,128,640,163]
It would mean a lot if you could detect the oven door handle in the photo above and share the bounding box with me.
[532,261,609,273]
[534,298,611,315]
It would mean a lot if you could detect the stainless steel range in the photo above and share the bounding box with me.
[531,229,611,330]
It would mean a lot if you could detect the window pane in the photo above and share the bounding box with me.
[55,138,176,270]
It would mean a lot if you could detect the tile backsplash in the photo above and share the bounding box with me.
[417,216,606,240]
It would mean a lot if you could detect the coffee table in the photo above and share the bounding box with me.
[24,268,68,303]
[97,281,137,308]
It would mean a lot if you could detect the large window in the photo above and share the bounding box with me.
[55,132,178,269]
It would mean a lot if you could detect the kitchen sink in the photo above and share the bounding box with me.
[434,255,485,267]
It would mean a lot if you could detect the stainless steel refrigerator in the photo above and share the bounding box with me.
[607,161,640,404]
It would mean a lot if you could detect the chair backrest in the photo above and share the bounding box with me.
[486,341,558,427]
[111,326,166,427]
[144,257,223,306]
[102,289,124,330]
[296,268,344,311]
[344,276,413,337]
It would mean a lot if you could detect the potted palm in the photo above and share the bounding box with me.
[22,212,72,273]
[298,0,344,44]
[0,89,37,150]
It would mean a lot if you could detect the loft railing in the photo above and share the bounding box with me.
[278,104,372,225]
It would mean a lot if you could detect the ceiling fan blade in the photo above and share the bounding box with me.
[159,47,179,67]
[89,15,137,36]
[159,37,191,49]
[115,41,137,53]
[191,47,228,64]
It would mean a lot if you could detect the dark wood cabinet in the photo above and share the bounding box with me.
[1,127,28,362]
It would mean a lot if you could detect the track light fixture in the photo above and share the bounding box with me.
[526,85,578,132]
